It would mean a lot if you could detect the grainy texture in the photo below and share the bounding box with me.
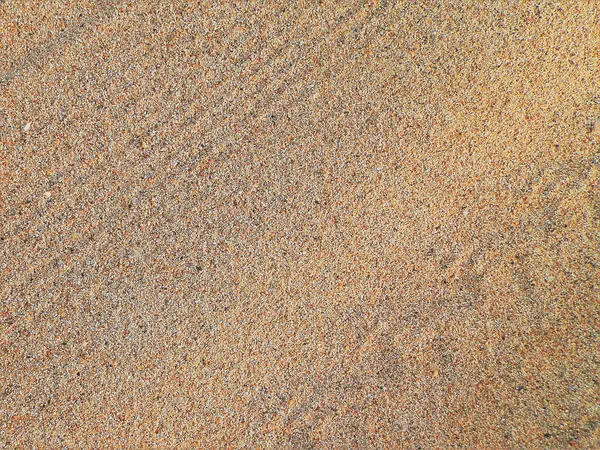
[1,1,599,448]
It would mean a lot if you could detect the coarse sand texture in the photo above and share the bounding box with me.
[1,1,599,448]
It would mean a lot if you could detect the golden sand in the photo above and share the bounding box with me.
[1,1,599,447]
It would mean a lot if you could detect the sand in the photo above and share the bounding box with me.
[1,1,599,448]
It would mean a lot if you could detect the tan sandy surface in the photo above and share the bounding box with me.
[1,1,599,448]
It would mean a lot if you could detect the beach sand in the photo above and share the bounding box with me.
[1,1,599,447]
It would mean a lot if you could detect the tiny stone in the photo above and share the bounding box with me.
[23,122,31,131]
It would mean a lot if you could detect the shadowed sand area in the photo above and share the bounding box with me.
[1,1,599,448]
